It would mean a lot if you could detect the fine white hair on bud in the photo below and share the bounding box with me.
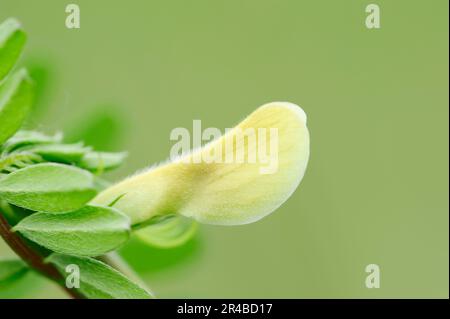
[92,102,310,226]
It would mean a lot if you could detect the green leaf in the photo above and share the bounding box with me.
[1,130,62,154]
[0,163,97,212]
[47,253,153,299]
[135,215,197,248]
[78,151,127,173]
[0,18,26,82]
[25,143,91,163]
[13,205,130,256]
[0,259,28,285]
[0,69,35,145]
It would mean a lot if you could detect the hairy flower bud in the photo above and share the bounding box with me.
[92,102,310,226]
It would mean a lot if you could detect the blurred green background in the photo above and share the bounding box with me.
[0,0,448,298]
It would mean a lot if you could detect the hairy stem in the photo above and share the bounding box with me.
[0,211,83,299]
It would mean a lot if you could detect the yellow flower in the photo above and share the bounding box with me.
[92,102,310,226]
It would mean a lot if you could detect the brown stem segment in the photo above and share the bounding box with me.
[0,211,83,299]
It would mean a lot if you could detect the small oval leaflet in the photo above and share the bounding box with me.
[13,205,130,257]
[24,143,91,164]
[0,18,26,81]
[0,163,97,212]
[0,69,35,145]
[47,254,153,299]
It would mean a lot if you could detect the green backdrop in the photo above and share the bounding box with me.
[0,0,448,298]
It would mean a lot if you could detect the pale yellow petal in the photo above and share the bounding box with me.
[91,102,310,226]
